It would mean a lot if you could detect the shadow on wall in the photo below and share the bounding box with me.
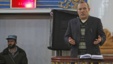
[100,28,113,54]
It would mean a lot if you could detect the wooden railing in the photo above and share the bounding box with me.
[51,56,113,64]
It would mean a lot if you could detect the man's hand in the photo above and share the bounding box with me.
[94,35,102,45]
[68,37,76,45]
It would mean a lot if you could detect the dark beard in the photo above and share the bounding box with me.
[8,44,16,49]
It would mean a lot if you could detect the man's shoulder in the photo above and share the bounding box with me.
[17,46,26,53]
[69,17,78,23]
[70,17,78,21]
[89,16,101,20]
[1,48,8,55]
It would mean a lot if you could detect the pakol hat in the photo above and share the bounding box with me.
[6,35,17,40]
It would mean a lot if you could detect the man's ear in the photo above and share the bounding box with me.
[88,8,90,11]
[15,40,17,44]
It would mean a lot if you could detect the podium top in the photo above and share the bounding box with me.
[51,56,113,62]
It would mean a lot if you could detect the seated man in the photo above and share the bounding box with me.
[1,35,28,64]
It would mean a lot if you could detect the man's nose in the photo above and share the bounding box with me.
[81,9,85,12]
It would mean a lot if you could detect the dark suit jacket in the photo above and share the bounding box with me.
[64,16,106,57]
[0,53,5,64]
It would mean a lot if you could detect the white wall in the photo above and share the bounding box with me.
[89,0,113,34]
[0,14,51,64]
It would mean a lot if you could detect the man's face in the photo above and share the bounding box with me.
[7,39,16,49]
[77,2,90,20]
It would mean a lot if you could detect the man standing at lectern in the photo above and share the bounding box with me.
[64,1,106,58]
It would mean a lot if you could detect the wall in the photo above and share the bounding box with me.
[89,0,113,34]
[0,14,51,64]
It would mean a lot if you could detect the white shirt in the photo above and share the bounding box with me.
[81,19,87,23]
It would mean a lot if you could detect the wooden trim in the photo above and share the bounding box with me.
[51,56,113,62]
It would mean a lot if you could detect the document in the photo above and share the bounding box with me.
[80,54,103,59]
[91,55,103,59]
